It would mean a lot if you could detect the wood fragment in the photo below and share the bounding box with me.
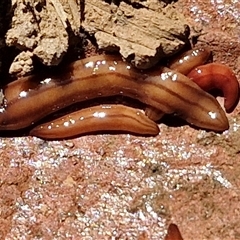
[82,0,190,68]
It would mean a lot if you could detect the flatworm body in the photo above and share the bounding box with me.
[0,55,229,133]
[30,104,160,139]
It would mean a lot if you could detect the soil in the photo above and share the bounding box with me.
[0,0,240,239]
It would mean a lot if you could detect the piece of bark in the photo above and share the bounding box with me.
[127,0,170,10]
[6,0,80,75]
[82,0,190,69]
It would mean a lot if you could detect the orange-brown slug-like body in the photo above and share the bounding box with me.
[164,224,184,240]
[168,47,211,75]
[187,63,239,112]
[146,47,212,121]
[146,47,239,121]
[0,55,228,133]
[30,104,160,139]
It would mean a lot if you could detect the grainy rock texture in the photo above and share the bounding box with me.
[82,0,190,68]
[0,0,240,240]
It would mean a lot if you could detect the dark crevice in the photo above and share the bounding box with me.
[0,0,13,81]
[80,0,85,22]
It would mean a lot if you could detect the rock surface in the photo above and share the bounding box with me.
[0,0,240,239]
